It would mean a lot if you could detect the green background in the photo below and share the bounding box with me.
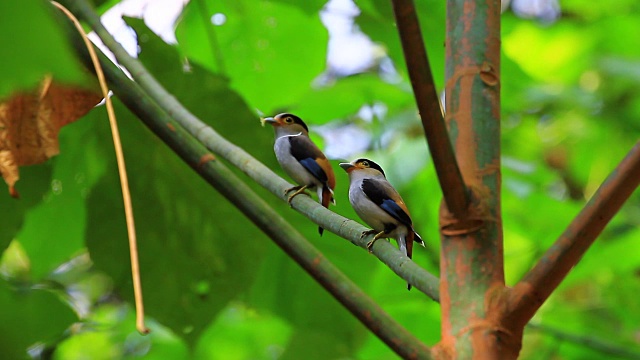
[1,0,639,358]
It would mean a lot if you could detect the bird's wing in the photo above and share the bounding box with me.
[361,178,413,227]
[289,136,334,187]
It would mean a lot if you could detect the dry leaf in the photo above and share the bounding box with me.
[0,76,102,197]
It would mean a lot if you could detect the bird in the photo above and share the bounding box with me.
[340,158,424,289]
[263,113,336,235]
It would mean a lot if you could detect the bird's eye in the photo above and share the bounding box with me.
[361,161,369,167]
[284,117,294,123]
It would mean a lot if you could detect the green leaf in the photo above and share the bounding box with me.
[17,116,107,279]
[175,0,328,111]
[0,281,77,359]
[0,2,91,99]
[0,165,52,256]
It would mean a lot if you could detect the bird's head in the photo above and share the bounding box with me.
[339,158,386,177]
[262,113,309,135]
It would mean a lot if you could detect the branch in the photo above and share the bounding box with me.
[527,322,640,359]
[58,12,432,359]
[57,0,441,299]
[507,142,640,327]
[390,0,469,218]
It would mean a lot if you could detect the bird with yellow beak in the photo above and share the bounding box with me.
[340,158,424,289]
[264,113,336,235]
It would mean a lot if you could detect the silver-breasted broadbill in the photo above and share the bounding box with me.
[264,113,336,235]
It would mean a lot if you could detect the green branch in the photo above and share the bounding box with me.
[58,0,440,300]
[58,11,432,359]
[527,322,640,359]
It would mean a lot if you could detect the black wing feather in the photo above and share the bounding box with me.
[289,136,328,183]
[361,179,412,227]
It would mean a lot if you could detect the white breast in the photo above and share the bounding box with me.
[348,175,409,239]
[274,134,320,190]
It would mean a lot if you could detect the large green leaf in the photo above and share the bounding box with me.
[174,0,328,112]
[85,98,267,346]
[0,2,91,99]
[16,116,108,280]
[0,166,52,256]
[0,281,77,359]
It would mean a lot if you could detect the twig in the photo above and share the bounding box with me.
[508,142,640,327]
[390,0,469,218]
[50,1,148,335]
[58,0,440,301]
[528,322,640,359]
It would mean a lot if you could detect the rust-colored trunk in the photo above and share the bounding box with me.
[437,0,509,358]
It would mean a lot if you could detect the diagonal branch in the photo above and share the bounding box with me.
[60,15,433,359]
[507,142,640,327]
[390,0,469,218]
[57,0,441,299]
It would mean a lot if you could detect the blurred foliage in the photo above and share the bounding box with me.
[0,0,639,359]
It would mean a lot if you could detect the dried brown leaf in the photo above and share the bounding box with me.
[0,76,102,197]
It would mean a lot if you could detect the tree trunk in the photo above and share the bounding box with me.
[436,0,513,358]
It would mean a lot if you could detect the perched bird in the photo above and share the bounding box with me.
[264,113,336,235]
[340,158,424,289]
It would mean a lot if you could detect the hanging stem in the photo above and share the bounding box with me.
[51,1,148,334]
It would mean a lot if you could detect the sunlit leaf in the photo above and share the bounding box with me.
[175,0,328,112]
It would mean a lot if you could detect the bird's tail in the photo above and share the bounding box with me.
[399,234,413,290]
[412,228,425,247]
[318,185,334,236]
[405,229,425,290]
[321,185,334,208]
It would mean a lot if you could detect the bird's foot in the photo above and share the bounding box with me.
[363,230,386,253]
[359,229,377,241]
[285,185,309,206]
